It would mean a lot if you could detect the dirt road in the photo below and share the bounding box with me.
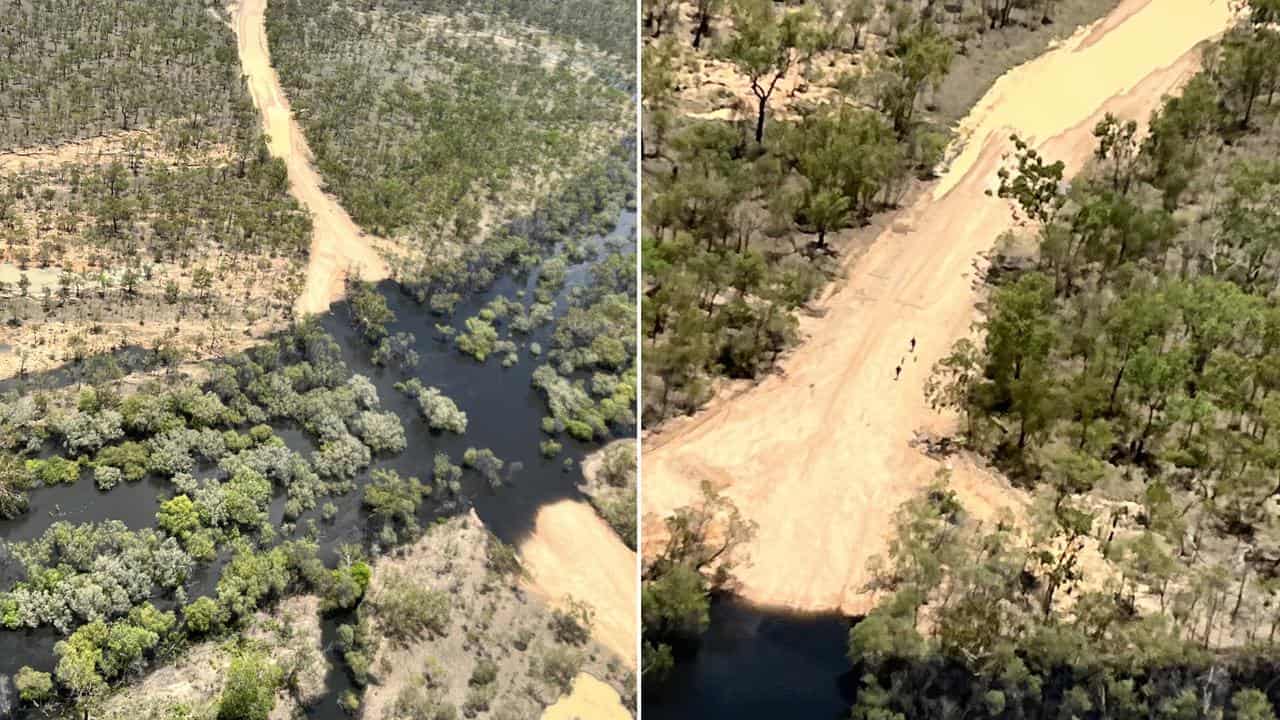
[643,0,1237,616]
[229,0,389,317]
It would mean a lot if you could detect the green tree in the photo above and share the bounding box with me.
[218,652,282,720]
[14,666,54,704]
[722,0,814,144]
[798,187,852,250]
[1233,689,1278,720]
[873,26,954,138]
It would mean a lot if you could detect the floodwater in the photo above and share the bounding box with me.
[643,596,857,720]
[0,211,635,718]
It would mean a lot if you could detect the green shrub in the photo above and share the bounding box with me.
[377,572,451,640]
[183,596,222,635]
[469,658,499,687]
[27,456,81,485]
[538,645,582,693]
[14,666,53,703]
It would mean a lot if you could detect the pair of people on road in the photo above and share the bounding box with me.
[894,337,916,381]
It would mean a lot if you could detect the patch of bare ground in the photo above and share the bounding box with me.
[0,137,306,381]
[97,595,326,720]
[539,672,632,720]
[642,0,1238,615]
[0,131,159,173]
[357,512,633,719]
[518,500,639,673]
[0,256,300,380]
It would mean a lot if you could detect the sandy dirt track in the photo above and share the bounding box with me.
[230,0,389,317]
[643,0,1237,616]
[519,499,638,668]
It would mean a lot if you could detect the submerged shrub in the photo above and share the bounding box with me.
[396,379,467,434]
[462,448,504,488]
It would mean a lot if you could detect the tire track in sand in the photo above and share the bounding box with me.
[642,0,1238,617]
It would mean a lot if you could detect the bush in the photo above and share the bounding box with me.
[363,470,426,540]
[469,658,499,687]
[353,410,406,454]
[538,645,583,693]
[93,464,123,490]
[0,453,34,519]
[398,380,468,434]
[564,419,595,441]
[486,537,522,577]
[463,681,497,715]
[339,689,361,713]
[549,599,593,646]
[433,453,463,494]
[393,681,458,720]
[27,456,81,485]
[456,317,499,361]
[14,666,53,703]
[419,389,468,434]
[93,441,150,481]
[183,596,221,635]
[249,425,274,444]
[462,447,504,488]
[313,433,371,480]
[322,559,372,612]
[376,572,451,641]
[218,652,283,720]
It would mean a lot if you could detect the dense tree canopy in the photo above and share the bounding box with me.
[0,0,248,150]
[895,14,1280,717]
[265,0,631,248]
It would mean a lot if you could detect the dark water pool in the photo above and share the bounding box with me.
[643,595,857,720]
[0,212,636,718]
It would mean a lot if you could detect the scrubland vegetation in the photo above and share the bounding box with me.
[640,0,1119,422]
[0,0,249,151]
[582,441,638,547]
[329,515,633,719]
[644,2,1280,717]
[832,10,1280,715]
[0,139,311,376]
[0,1,310,380]
[264,0,633,261]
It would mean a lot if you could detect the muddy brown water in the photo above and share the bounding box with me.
[0,211,634,718]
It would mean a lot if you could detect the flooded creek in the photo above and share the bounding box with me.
[0,211,635,717]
